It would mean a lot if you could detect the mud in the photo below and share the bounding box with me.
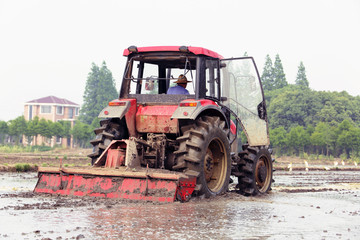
[1,170,360,239]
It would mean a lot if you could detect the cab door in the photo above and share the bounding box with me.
[220,57,270,146]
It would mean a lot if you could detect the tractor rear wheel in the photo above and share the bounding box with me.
[88,118,128,165]
[174,116,231,198]
[238,146,273,196]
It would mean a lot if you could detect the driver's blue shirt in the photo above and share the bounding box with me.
[167,85,189,95]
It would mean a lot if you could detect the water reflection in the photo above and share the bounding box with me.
[86,196,280,239]
[87,203,207,239]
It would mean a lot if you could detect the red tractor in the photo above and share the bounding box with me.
[35,46,273,202]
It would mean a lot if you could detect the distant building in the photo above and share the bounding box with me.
[24,96,80,147]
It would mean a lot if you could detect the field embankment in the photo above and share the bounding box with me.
[0,148,359,172]
[0,148,92,172]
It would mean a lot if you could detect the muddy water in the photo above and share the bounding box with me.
[1,171,360,239]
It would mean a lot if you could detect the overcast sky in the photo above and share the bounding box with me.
[1,0,359,121]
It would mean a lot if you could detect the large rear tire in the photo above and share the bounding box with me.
[238,146,273,196]
[174,116,231,198]
[88,118,128,165]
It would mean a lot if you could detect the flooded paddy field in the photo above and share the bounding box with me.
[0,170,359,240]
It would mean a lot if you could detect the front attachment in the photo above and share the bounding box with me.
[34,167,196,203]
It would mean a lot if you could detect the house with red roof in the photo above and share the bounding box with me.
[24,96,80,147]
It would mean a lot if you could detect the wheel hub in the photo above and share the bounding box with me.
[204,149,214,182]
[258,165,267,182]
[255,158,267,187]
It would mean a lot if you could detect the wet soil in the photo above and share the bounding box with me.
[1,170,360,239]
[1,150,359,239]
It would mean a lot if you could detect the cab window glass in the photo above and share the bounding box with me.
[129,60,195,95]
[129,61,158,94]
[167,68,195,95]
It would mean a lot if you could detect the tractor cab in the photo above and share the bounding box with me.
[119,46,269,146]
[120,46,222,103]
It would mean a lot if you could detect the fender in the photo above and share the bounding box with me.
[98,99,137,137]
[171,99,228,126]
[99,99,130,119]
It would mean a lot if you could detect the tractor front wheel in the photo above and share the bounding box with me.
[238,147,273,196]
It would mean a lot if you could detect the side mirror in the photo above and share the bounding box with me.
[257,101,267,120]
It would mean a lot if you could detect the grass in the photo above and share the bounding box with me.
[283,153,337,162]
[0,145,52,153]
[63,163,75,167]
[14,163,31,172]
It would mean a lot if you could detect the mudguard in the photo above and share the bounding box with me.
[98,99,131,119]
[171,99,227,121]
[98,99,137,137]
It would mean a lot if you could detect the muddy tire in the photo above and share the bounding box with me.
[238,146,273,196]
[88,118,128,165]
[174,116,231,198]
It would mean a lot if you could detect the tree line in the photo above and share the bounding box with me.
[261,54,360,160]
[0,116,99,148]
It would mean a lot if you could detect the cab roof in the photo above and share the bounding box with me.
[123,46,223,59]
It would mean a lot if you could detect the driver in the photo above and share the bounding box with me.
[167,74,191,95]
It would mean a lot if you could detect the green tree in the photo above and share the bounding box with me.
[80,61,118,124]
[24,116,39,146]
[72,121,92,148]
[336,119,352,135]
[261,54,274,91]
[268,86,322,130]
[286,126,299,155]
[37,118,52,143]
[0,120,9,144]
[347,128,360,157]
[51,122,64,138]
[315,91,358,125]
[269,126,287,155]
[315,104,338,123]
[273,54,287,89]
[295,61,309,87]
[8,116,27,145]
[286,126,309,155]
[335,119,358,157]
[310,122,335,155]
[48,121,65,146]
[58,120,71,138]
[45,120,56,139]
